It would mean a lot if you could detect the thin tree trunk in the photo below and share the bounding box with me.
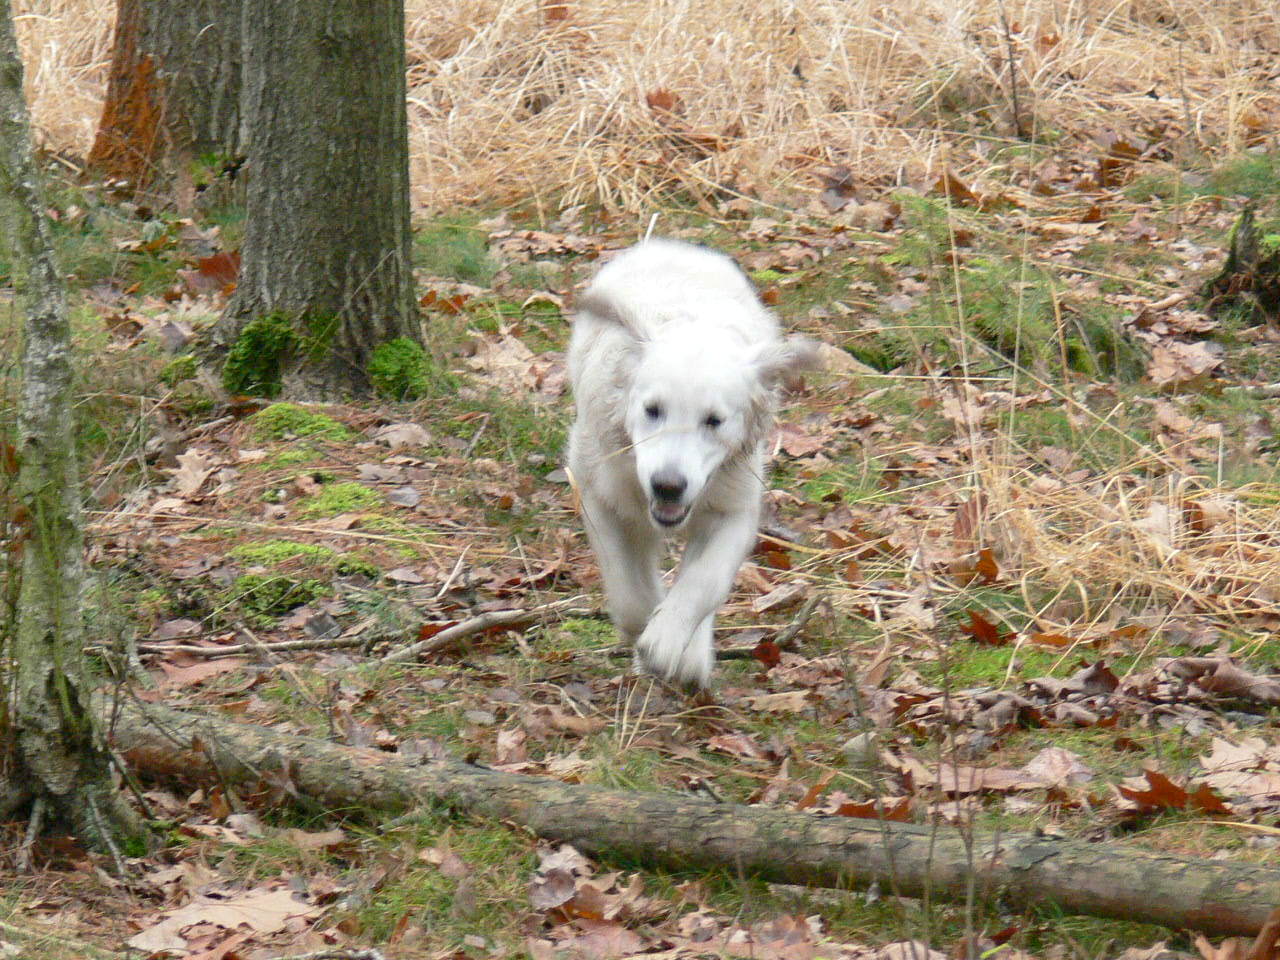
[88,0,242,195]
[209,0,418,399]
[0,1,146,854]
[110,695,1280,938]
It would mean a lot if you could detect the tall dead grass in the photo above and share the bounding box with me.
[12,0,1280,209]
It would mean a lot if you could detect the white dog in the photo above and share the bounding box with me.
[567,239,817,689]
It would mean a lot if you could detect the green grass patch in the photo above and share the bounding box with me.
[1001,401,1153,473]
[845,197,1146,382]
[1194,151,1280,201]
[542,617,616,652]
[414,217,499,284]
[345,815,534,950]
[160,354,198,386]
[259,445,321,469]
[916,644,1065,688]
[438,389,569,472]
[232,540,339,566]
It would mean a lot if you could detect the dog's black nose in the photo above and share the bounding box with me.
[650,471,687,502]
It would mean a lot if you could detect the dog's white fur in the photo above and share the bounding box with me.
[567,239,817,688]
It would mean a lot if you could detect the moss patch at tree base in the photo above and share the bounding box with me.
[222,313,295,397]
[368,337,431,400]
[221,312,342,397]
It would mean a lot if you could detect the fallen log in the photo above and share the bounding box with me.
[108,696,1280,937]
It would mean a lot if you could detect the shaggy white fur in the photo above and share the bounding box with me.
[567,239,817,688]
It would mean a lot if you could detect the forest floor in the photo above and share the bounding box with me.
[2,143,1280,960]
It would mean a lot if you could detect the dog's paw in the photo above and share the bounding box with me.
[635,619,713,690]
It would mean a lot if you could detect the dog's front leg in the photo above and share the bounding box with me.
[580,493,664,644]
[636,509,757,688]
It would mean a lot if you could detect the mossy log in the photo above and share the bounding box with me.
[108,696,1280,937]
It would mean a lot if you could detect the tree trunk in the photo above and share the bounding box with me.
[0,0,146,854]
[209,0,419,400]
[87,0,242,195]
[109,695,1280,938]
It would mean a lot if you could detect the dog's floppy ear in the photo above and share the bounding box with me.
[752,336,822,390]
[576,287,648,341]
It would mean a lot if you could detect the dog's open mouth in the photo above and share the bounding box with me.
[650,502,689,528]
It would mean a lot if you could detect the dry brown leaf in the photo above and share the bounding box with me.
[1021,747,1094,787]
[171,448,216,498]
[1117,769,1232,815]
[372,421,433,448]
[554,918,646,959]
[1147,340,1223,387]
[742,690,810,714]
[127,885,320,953]
[157,658,247,689]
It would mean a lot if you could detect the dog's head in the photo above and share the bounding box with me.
[621,330,818,529]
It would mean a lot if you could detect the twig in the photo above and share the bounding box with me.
[1176,39,1201,151]
[461,413,491,458]
[16,795,44,872]
[995,0,1027,140]
[85,793,129,878]
[189,414,235,436]
[115,635,369,659]
[773,592,824,648]
[434,543,470,600]
[1225,382,1280,398]
[380,596,593,664]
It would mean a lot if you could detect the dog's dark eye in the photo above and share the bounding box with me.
[645,403,663,420]
[704,414,723,429]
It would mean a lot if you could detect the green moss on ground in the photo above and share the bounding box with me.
[229,573,326,618]
[301,481,383,517]
[232,539,381,578]
[231,540,336,565]
[250,402,352,443]
[160,354,198,386]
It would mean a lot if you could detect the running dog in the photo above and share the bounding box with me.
[567,239,817,688]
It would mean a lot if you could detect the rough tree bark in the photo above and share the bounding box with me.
[0,0,146,854]
[110,695,1280,938]
[88,0,242,196]
[207,0,419,400]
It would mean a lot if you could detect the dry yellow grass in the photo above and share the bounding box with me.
[12,0,1280,210]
